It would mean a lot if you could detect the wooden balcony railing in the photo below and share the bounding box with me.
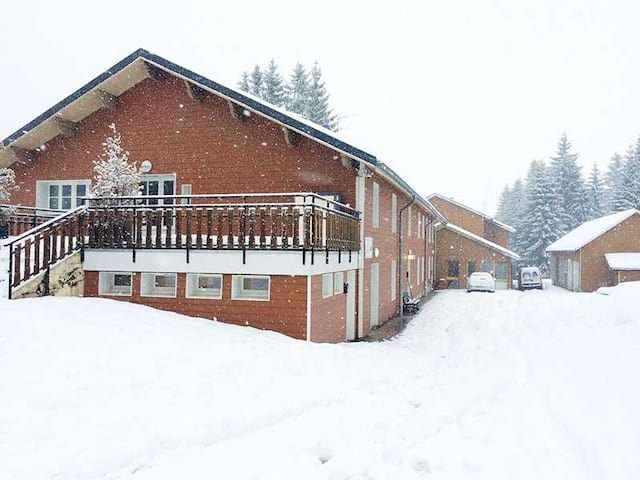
[0,204,65,238]
[3,193,360,298]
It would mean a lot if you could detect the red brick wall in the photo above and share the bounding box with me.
[580,213,640,292]
[84,271,308,339]
[361,173,433,334]
[310,272,350,343]
[10,75,356,207]
[435,228,512,289]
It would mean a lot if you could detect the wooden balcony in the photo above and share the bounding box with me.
[2,193,361,298]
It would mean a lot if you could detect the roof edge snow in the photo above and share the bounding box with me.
[426,193,516,233]
[546,209,639,253]
[439,222,520,260]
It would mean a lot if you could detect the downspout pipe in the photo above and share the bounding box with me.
[398,194,415,328]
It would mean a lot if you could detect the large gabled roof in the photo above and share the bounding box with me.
[427,193,516,233]
[0,48,445,222]
[546,209,640,253]
[438,223,520,260]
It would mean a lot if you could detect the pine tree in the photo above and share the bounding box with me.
[550,132,585,231]
[615,136,640,210]
[249,65,264,97]
[92,123,140,201]
[605,152,624,212]
[586,163,606,219]
[305,61,337,131]
[495,184,512,222]
[286,62,309,115]
[495,179,525,232]
[517,160,564,273]
[237,71,251,92]
[262,59,286,107]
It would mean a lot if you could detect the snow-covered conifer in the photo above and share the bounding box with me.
[237,71,251,92]
[305,61,337,131]
[262,59,286,107]
[550,132,585,231]
[0,168,17,221]
[614,137,640,210]
[517,160,564,273]
[249,65,263,98]
[586,163,606,220]
[286,62,309,115]
[92,124,140,201]
[605,153,624,211]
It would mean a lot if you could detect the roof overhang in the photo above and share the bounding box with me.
[438,222,520,260]
[426,193,516,233]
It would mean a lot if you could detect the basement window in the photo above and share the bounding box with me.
[322,273,334,298]
[141,272,177,298]
[232,275,270,301]
[186,273,222,299]
[98,272,132,296]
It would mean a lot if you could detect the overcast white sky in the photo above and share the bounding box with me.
[2,0,640,214]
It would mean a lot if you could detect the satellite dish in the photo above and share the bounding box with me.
[140,160,152,173]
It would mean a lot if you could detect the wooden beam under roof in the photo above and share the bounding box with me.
[142,61,165,81]
[183,79,206,102]
[53,116,79,138]
[94,89,117,110]
[3,146,36,164]
[282,127,302,146]
[227,100,248,121]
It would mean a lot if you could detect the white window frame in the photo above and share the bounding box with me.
[186,273,223,299]
[181,184,193,205]
[231,275,271,301]
[418,215,422,239]
[407,205,412,237]
[141,272,177,298]
[391,193,397,233]
[36,179,91,210]
[334,271,344,295]
[391,260,397,301]
[98,271,133,296]
[372,181,380,228]
[322,273,334,298]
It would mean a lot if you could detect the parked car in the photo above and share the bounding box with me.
[467,272,495,293]
[518,266,543,290]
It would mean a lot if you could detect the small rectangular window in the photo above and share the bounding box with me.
[186,273,222,299]
[322,273,334,298]
[372,182,380,228]
[76,184,87,206]
[407,206,412,237]
[467,261,477,276]
[418,215,422,239]
[391,260,397,301]
[391,194,397,233]
[481,260,493,273]
[181,184,192,205]
[232,275,270,301]
[334,271,344,294]
[141,272,177,298]
[99,272,133,296]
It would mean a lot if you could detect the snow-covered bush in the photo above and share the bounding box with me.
[0,167,17,222]
[92,123,140,203]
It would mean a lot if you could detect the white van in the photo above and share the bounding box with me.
[518,267,543,290]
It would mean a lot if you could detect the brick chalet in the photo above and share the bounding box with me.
[0,49,447,342]
[427,194,520,290]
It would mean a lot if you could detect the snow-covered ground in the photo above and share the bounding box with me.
[1,283,639,479]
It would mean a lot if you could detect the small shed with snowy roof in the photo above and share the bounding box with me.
[546,209,640,292]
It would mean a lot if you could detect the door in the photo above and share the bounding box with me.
[346,270,356,340]
[447,260,460,288]
[370,263,379,328]
[495,261,508,290]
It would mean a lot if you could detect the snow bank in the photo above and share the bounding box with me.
[1,284,640,479]
[605,253,640,271]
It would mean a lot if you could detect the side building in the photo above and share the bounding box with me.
[427,193,519,290]
[546,209,640,292]
[0,48,444,342]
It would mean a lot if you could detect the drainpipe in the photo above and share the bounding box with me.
[424,217,435,295]
[398,194,415,327]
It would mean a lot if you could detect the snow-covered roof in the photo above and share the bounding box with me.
[426,193,516,233]
[605,253,640,271]
[0,48,446,223]
[439,223,520,260]
[546,209,640,253]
